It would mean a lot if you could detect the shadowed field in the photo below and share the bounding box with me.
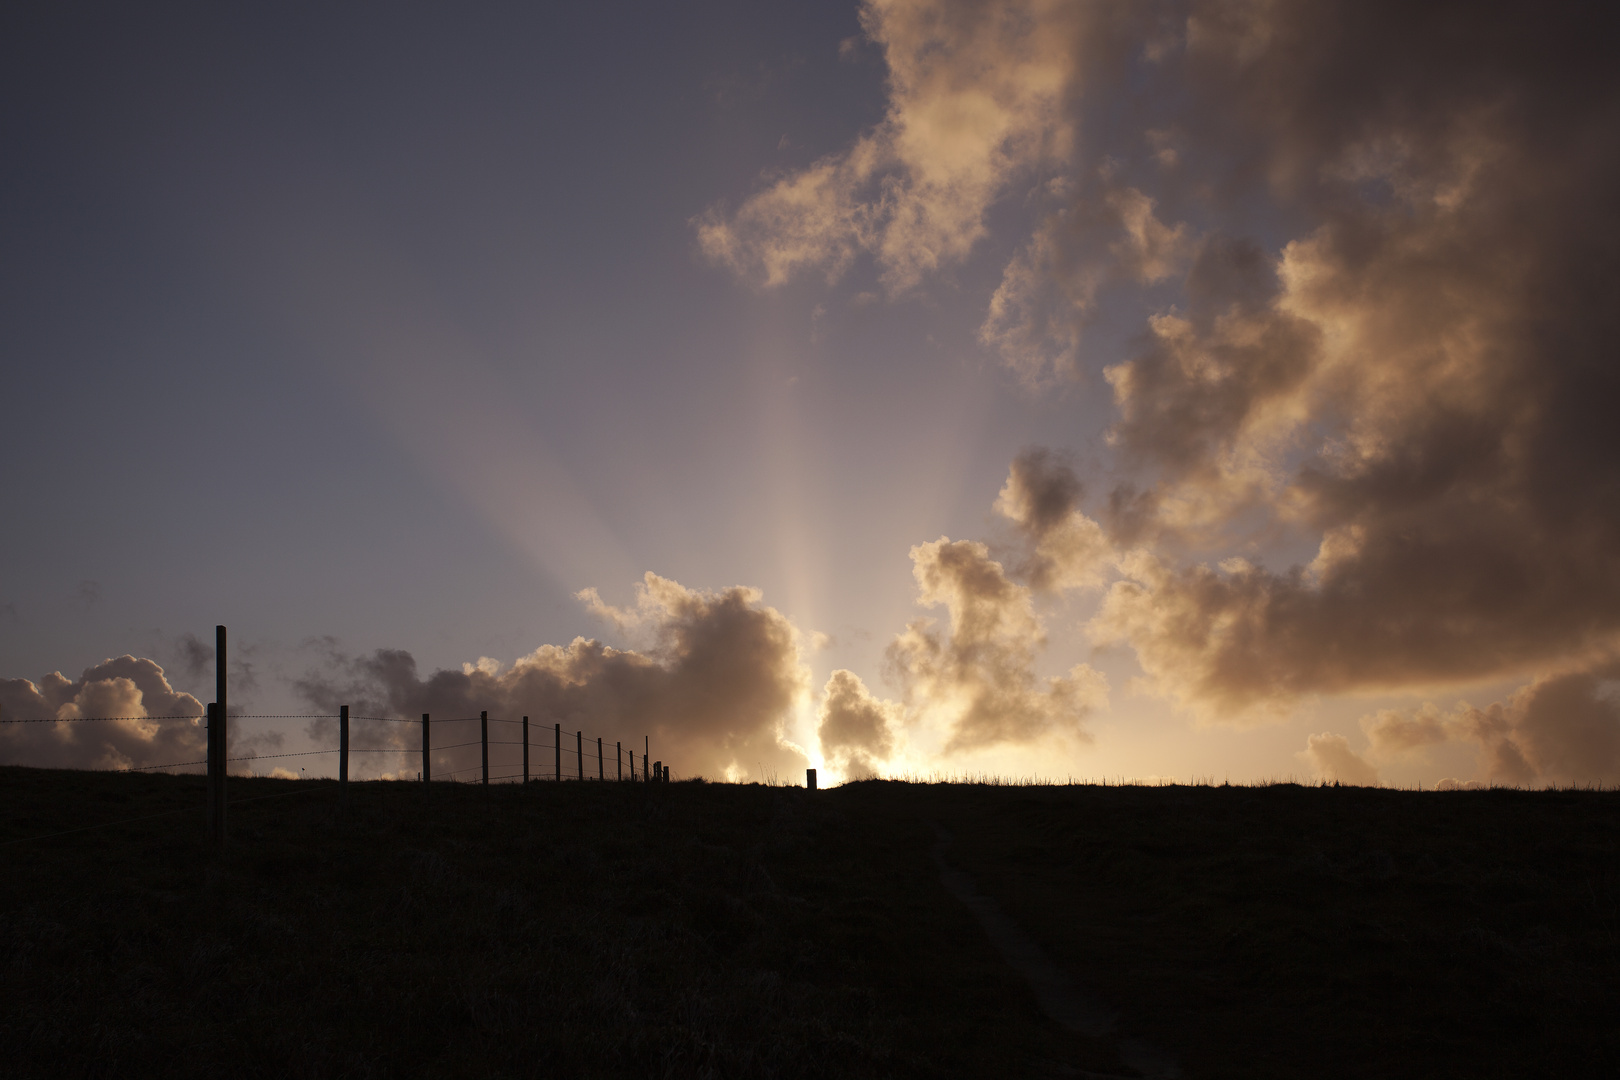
[2,768,1616,1078]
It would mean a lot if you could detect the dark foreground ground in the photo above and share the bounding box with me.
[2,768,1616,1079]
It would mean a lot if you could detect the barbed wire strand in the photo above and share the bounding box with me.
[0,713,349,725]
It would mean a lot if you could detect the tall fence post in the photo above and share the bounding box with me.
[481,711,489,786]
[339,705,349,795]
[523,716,530,785]
[422,713,430,785]
[807,768,817,791]
[576,730,584,780]
[616,741,622,781]
[206,701,218,838]
[597,737,603,780]
[554,722,561,781]
[642,753,648,782]
[214,624,228,844]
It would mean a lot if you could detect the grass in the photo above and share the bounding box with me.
[2,767,1616,1078]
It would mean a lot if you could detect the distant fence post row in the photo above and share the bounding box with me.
[190,627,668,852]
[392,710,661,788]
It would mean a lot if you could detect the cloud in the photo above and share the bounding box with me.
[295,573,811,783]
[994,447,1113,592]
[696,0,1084,294]
[1082,2,1620,713]
[709,2,1620,720]
[887,537,1107,752]
[0,657,206,771]
[1360,663,1620,786]
[817,669,900,778]
[1299,732,1379,786]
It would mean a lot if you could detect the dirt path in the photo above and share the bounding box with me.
[931,823,1183,1079]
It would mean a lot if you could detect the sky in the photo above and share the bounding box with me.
[3,0,1617,789]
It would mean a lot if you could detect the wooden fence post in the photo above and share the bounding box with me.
[597,737,603,780]
[206,701,218,838]
[523,716,530,785]
[554,722,561,781]
[642,753,648,782]
[481,711,489,786]
[807,768,817,791]
[422,713,430,785]
[214,624,228,843]
[576,730,584,780]
[339,705,349,794]
[653,760,661,784]
[616,741,622,781]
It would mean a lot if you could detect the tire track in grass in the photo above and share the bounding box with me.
[931,822,1183,1079]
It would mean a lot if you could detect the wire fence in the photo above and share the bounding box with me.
[1,706,673,847]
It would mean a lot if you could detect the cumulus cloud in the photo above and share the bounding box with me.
[994,447,1113,592]
[696,0,1083,294]
[1299,732,1379,786]
[1070,1,1620,716]
[817,669,901,778]
[0,656,206,771]
[1360,663,1620,786]
[887,537,1107,752]
[982,182,1194,383]
[296,573,811,783]
[709,0,1620,724]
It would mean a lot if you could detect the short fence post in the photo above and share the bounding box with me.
[576,730,584,780]
[481,711,489,786]
[523,716,530,785]
[339,705,349,795]
[597,737,603,780]
[642,753,648,782]
[554,722,561,781]
[807,768,817,791]
[616,741,622,781]
[422,713,430,785]
[653,760,661,784]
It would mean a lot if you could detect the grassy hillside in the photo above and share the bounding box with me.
[2,768,1616,1078]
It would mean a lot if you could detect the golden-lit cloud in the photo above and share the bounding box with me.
[697,0,1083,294]
[0,657,205,771]
[297,573,811,782]
[1359,664,1620,787]
[817,669,901,778]
[708,2,1620,736]
[1299,733,1379,787]
[887,537,1107,752]
[994,447,1113,593]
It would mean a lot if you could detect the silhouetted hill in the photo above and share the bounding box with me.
[2,769,1615,1077]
